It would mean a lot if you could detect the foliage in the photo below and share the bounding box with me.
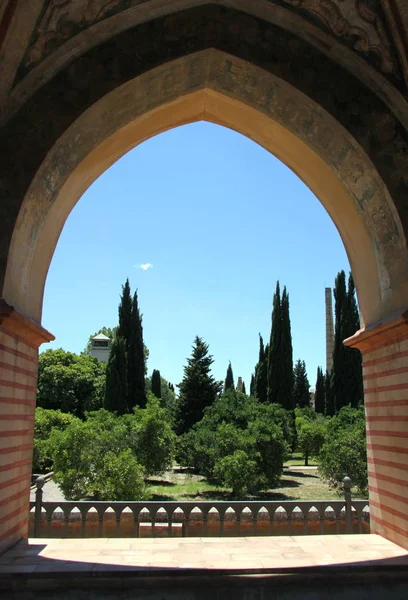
[296,414,327,466]
[224,362,234,392]
[128,290,147,409]
[33,408,80,472]
[255,335,267,403]
[267,281,281,404]
[177,391,290,494]
[250,374,255,397]
[242,381,247,395]
[318,406,367,495]
[176,336,222,434]
[104,335,128,414]
[314,367,325,414]
[51,399,176,500]
[146,375,177,423]
[151,369,162,398]
[129,395,176,475]
[214,450,258,497]
[267,282,294,409]
[293,359,310,408]
[331,272,363,411]
[37,349,106,417]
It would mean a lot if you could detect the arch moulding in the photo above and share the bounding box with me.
[4,49,408,327]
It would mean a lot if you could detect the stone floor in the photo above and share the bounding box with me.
[1,534,408,575]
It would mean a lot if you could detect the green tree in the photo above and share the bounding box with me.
[118,279,132,344]
[267,281,281,403]
[319,406,367,495]
[255,334,268,402]
[176,336,222,434]
[224,361,235,392]
[151,369,162,399]
[314,367,325,414]
[178,390,290,492]
[146,375,177,423]
[104,336,128,415]
[128,290,147,409]
[331,272,363,411]
[293,359,310,408]
[242,381,247,395]
[50,412,146,500]
[37,349,106,417]
[296,416,326,466]
[33,408,80,472]
[325,369,335,416]
[279,287,294,410]
[214,450,258,498]
[250,374,255,397]
[128,395,176,475]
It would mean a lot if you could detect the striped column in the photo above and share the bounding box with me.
[345,310,408,550]
[0,300,53,554]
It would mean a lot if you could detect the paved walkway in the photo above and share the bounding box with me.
[1,535,407,574]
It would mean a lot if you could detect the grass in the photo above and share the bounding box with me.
[145,466,342,502]
[283,452,318,467]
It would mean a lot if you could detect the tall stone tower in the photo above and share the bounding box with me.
[325,287,334,373]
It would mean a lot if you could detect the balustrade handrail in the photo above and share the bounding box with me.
[30,476,369,538]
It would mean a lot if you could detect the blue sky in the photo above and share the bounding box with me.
[42,121,350,390]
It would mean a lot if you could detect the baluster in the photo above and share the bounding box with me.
[63,509,70,538]
[343,477,353,534]
[236,512,242,537]
[34,476,44,537]
[252,511,258,536]
[97,509,104,537]
[151,511,156,537]
[319,507,325,535]
[46,509,53,537]
[303,508,309,535]
[219,511,225,537]
[166,509,172,537]
[133,511,140,538]
[81,509,87,538]
[184,511,190,537]
[268,509,275,536]
[115,509,121,536]
[287,510,293,535]
[203,513,208,537]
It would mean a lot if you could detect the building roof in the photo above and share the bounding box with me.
[92,333,111,341]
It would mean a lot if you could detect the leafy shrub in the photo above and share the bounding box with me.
[318,406,367,495]
[33,408,80,472]
[177,391,289,494]
[214,451,258,497]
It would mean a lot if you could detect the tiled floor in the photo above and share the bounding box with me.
[1,534,408,574]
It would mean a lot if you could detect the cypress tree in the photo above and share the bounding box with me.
[293,359,310,408]
[314,367,325,414]
[331,271,363,411]
[224,362,235,392]
[325,369,335,416]
[255,335,268,402]
[267,281,281,403]
[128,290,147,409]
[346,273,364,406]
[250,374,256,397]
[151,369,162,398]
[168,382,175,393]
[176,336,222,434]
[278,287,294,410]
[242,381,247,395]
[104,336,128,415]
[118,279,132,343]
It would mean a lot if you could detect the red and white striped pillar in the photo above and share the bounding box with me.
[0,300,53,553]
[346,310,408,550]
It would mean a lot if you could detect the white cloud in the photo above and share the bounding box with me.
[139,263,153,271]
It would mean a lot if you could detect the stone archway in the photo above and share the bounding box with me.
[1,3,408,554]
